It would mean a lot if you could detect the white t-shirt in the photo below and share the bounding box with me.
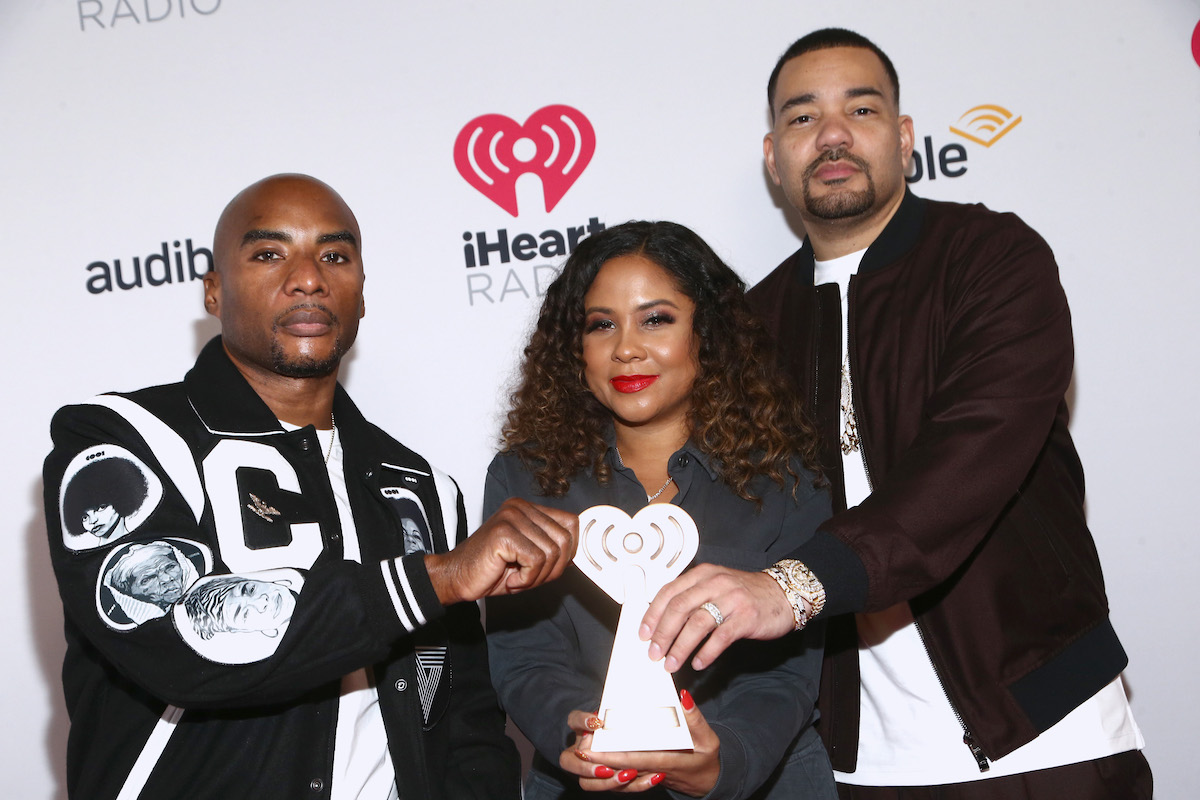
[813,253,1143,786]
[303,424,398,800]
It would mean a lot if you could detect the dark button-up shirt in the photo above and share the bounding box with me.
[485,441,834,800]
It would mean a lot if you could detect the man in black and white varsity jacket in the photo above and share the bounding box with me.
[43,174,578,800]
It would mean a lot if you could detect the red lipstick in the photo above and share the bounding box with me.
[611,375,657,393]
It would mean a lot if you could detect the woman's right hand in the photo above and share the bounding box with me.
[559,710,642,793]
[558,691,721,795]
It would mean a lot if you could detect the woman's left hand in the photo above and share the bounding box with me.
[560,690,721,795]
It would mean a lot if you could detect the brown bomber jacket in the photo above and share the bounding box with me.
[747,190,1127,771]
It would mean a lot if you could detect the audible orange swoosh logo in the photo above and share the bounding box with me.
[949,104,1022,147]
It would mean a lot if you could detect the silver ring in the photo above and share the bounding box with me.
[700,602,724,626]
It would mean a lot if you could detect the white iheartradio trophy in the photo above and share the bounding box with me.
[574,504,699,752]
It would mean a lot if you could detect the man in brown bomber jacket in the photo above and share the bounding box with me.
[639,28,1151,799]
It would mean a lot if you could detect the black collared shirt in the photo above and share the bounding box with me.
[484,442,833,800]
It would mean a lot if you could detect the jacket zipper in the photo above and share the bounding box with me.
[912,621,991,772]
[845,279,990,774]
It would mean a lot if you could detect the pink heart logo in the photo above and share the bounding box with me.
[454,104,596,217]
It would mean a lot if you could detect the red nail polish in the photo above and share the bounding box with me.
[650,773,666,786]
[585,716,604,730]
[617,769,638,783]
[680,689,695,710]
[594,765,614,779]
[575,749,589,762]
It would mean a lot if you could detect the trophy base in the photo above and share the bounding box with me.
[590,703,694,752]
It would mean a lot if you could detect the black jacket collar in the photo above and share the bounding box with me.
[184,336,369,441]
[792,189,928,285]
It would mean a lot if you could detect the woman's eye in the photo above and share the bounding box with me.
[585,319,613,334]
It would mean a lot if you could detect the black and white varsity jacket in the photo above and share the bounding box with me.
[44,336,519,799]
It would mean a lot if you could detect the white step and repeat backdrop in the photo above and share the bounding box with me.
[3,1,1198,796]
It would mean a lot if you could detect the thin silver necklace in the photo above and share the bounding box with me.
[323,413,337,464]
[614,446,675,502]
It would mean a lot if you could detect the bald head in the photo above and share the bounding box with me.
[203,173,366,385]
[213,174,361,274]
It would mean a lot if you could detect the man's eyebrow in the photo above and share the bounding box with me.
[778,93,817,115]
[241,229,292,246]
[777,86,884,115]
[239,229,358,248]
[317,231,358,248]
[846,86,884,101]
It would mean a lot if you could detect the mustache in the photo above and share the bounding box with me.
[803,147,871,181]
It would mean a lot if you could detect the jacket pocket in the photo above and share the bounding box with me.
[1006,490,1072,591]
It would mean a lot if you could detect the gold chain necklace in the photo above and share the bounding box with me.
[615,446,675,502]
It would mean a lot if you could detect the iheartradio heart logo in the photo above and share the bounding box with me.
[453,104,595,217]
[574,504,698,603]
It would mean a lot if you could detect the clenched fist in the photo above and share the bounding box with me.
[425,498,579,605]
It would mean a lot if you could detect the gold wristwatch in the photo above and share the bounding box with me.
[762,559,826,631]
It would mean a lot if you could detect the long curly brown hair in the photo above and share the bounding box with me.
[500,220,821,503]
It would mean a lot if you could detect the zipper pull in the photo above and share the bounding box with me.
[962,731,990,772]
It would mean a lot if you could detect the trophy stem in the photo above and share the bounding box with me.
[590,584,694,752]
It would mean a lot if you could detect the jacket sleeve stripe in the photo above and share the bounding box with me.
[85,394,206,525]
[380,461,431,477]
[395,556,428,628]
[115,704,184,800]
[381,558,427,633]
[431,466,460,551]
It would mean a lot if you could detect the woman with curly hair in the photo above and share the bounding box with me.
[486,221,836,799]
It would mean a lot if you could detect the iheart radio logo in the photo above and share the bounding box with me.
[454,105,595,217]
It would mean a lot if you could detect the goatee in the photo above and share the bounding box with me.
[802,148,876,220]
[269,305,345,377]
[270,341,343,378]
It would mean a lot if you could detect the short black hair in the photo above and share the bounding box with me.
[767,28,900,118]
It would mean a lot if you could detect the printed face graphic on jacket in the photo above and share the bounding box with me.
[82,503,121,538]
[109,543,187,608]
[97,538,211,631]
[173,568,305,665]
[59,446,163,552]
[185,575,298,640]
